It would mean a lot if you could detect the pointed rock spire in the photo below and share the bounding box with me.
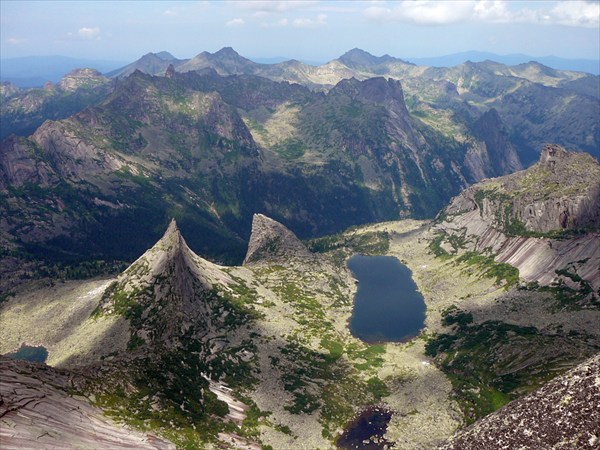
[243,214,315,265]
[165,63,176,78]
[99,219,233,344]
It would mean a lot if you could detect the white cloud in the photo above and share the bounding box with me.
[292,13,327,28]
[363,0,600,28]
[547,1,599,28]
[6,37,26,45]
[364,1,474,25]
[261,18,290,28]
[226,18,245,27]
[77,26,101,39]
[473,0,511,23]
[237,1,318,13]
[164,9,178,17]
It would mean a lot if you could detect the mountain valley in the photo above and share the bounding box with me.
[2,47,598,278]
[1,47,599,450]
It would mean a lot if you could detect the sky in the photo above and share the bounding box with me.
[1,0,599,63]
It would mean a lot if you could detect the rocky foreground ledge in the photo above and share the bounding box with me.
[438,353,600,450]
[0,358,174,449]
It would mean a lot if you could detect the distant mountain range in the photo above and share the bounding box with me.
[0,55,126,87]
[406,51,600,75]
[1,46,598,269]
[1,50,598,88]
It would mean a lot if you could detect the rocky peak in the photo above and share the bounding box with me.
[124,219,213,291]
[243,214,315,265]
[154,218,187,255]
[153,51,178,61]
[214,47,241,58]
[338,48,397,68]
[58,68,109,92]
[99,219,233,344]
[333,76,406,107]
[57,68,109,92]
[164,63,176,78]
[68,68,103,77]
[108,53,185,79]
[539,143,570,171]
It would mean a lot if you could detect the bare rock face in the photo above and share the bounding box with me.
[446,144,600,234]
[438,353,600,450]
[98,219,234,344]
[164,63,176,78]
[512,145,600,232]
[0,135,56,189]
[243,213,316,265]
[0,81,20,99]
[0,358,174,449]
[436,144,600,290]
[57,68,109,92]
[467,108,523,178]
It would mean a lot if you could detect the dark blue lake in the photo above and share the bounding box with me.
[5,345,48,363]
[348,255,426,343]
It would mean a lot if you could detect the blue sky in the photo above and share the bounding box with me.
[1,1,599,62]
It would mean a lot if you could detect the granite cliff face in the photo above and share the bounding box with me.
[466,108,522,178]
[445,144,600,233]
[0,135,57,189]
[243,213,316,265]
[438,353,600,450]
[435,144,600,291]
[0,358,174,450]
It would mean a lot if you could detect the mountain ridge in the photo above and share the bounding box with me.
[434,144,600,292]
[1,67,524,271]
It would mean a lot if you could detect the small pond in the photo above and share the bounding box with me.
[337,407,394,450]
[4,344,48,363]
[348,255,426,343]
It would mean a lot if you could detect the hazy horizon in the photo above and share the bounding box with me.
[2,1,599,63]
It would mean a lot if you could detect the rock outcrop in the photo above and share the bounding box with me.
[467,108,522,178]
[0,358,174,449]
[436,144,600,290]
[0,81,20,99]
[0,135,56,189]
[98,219,233,344]
[438,353,600,450]
[445,144,600,234]
[243,213,316,265]
[57,68,109,92]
